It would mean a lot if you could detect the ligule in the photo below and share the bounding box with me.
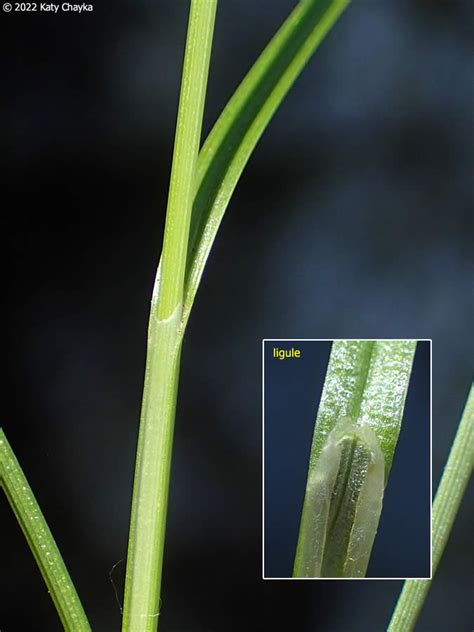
[294,417,384,578]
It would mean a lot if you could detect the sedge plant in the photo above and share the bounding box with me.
[1,1,472,631]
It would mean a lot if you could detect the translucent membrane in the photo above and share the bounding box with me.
[296,417,384,578]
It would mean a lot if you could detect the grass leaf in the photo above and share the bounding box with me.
[387,384,474,632]
[177,0,351,330]
[0,429,91,631]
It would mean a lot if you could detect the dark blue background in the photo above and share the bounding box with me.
[264,340,431,578]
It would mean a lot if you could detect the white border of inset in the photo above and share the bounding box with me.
[262,338,433,581]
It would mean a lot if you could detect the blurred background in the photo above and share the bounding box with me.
[264,340,431,579]
[1,0,473,630]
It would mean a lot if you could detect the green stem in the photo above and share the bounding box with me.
[122,2,217,630]
[387,384,474,632]
[0,429,91,632]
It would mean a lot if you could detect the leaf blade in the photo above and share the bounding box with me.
[0,429,91,632]
[181,0,351,329]
[359,340,418,478]
[387,384,474,631]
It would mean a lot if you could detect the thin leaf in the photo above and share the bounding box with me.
[0,429,91,631]
[180,0,351,329]
[387,384,474,632]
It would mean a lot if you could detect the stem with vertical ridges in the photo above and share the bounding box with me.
[122,3,217,630]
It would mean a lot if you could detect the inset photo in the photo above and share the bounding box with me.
[263,339,431,580]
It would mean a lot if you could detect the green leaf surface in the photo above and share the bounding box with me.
[387,383,474,632]
[307,340,417,480]
[293,339,417,577]
[176,0,351,331]
[0,429,91,632]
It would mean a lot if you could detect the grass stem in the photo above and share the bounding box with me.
[121,3,217,630]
